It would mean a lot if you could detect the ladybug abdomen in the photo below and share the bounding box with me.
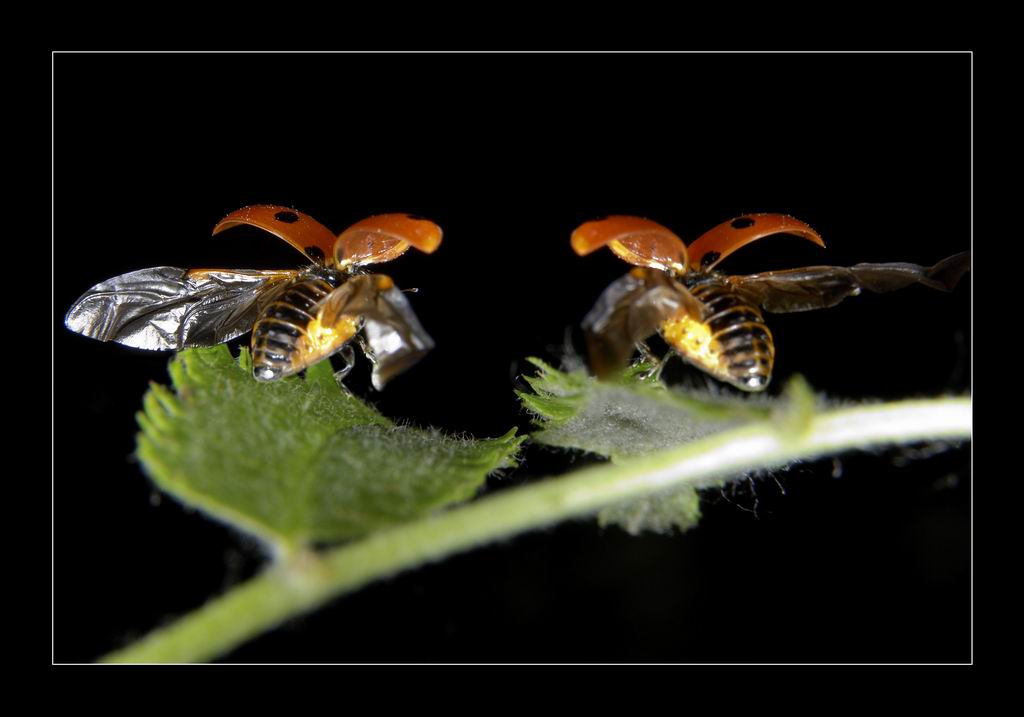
[251,277,337,381]
[667,279,775,390]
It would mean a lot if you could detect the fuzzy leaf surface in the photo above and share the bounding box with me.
[517,359,812,534]
[136,345,523,553]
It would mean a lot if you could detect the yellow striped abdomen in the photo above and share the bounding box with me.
[251,277,357,381]
[662,279,775,390]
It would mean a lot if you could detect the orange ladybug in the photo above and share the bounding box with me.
[573,214,969,390]
[65,205,443,388]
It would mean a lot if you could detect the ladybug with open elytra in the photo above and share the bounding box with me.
[65,205,443,389]
[572,214,970,390]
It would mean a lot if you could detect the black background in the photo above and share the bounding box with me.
[53,53,970,663]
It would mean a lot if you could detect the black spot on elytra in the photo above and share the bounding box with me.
[405,214,428,222]
[731,217,755,229]
[304,246,325,263]
[700,251,721,268]
[275,211,300,224]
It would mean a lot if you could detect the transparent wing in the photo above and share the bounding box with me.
[729,252,970,313]
[65,267,297,350]
[582,270,704,378]
[316,274,435,389]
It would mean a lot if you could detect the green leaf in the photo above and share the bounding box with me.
[136,345,523,555]
[107,387,971,662]
[597,485,703,536]
[518,357,769,459]
[517,358,813,534]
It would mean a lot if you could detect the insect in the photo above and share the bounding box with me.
[572,214,970,391]
[65,205,443,389]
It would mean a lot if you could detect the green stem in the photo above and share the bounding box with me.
[100,396,970,663]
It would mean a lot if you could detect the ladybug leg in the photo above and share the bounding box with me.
[353,333,383,388]
[655,349,678,381]
[635,339,655,363]
[634,340,666,381]
[332,343,357,385]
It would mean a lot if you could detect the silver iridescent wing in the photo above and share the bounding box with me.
[316,274,435,390]
[361,287,435,390]
[65,267,297,350]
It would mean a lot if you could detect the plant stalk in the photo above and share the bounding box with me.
[100,396,970,663]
